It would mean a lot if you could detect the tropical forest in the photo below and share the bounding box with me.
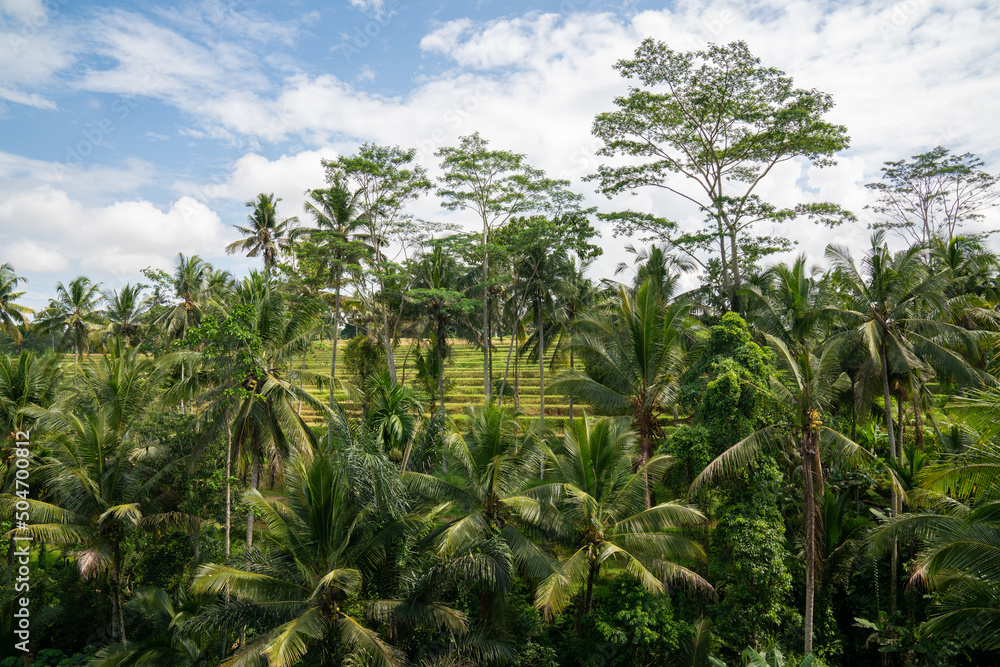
[1,38,999,667]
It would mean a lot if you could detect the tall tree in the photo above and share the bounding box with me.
[505,214,602,428]
[589,39,852,308]
[437,133,581,400]
[296,180,370,444]
[826,232,983,613]
[41,275,104,363]
[324,145,431,384]
[102,283,149,348]
[866,146,1000,245]
[225,193,297,277]
[407,240,477,421]
[697,260,879,654]
[549,281,690,507]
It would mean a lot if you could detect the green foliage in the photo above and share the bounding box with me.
[682,312,772,454]
[659,424,713,492]
[710,457,793,653]
[550,578,687,667]
[342,334,388,401]
[0,647,96,666]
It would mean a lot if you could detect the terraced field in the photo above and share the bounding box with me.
[295,338,579,431]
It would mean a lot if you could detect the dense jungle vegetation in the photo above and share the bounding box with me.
[1,38,999,667]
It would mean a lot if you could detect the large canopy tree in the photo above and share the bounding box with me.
[589,39,852,307]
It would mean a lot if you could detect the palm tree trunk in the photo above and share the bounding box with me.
[538,298,545,479]
[911,375,924,450]
[640,413,653,509]
[573,561,601,638]
[437,322,446,418]
[802,429,817,656]
[538,298,545,428]
[482,219,491,402]
[880,347,899,614]
[897,394,905,461]
[328,281,342,446]
[246,456,261,552]
[498,327,517,406]
[225,412,232,561]
[112,539,126,642]
[180,364,185,415]
[568,349,574,424]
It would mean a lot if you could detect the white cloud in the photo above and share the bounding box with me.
[0,187,227,300]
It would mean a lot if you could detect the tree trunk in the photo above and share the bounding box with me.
[180,364,185,415]
[880,347,899,615]
[438,322,446,419]
[112,539,126,643]
[538,298,545,428]
[482,222,491,401]
[640,412,653,509]
[246,456,261,552]
[802,428,818,656]
[225,412,232,561]
[328,282,341,445]
[897,391,905,461]
[538,298,545,478]
[568,349,574,424]
[576,558,599,637]
[716,218,731,305]
[911,375,925,450]
[498,331,517,406]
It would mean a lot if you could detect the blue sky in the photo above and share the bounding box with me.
[2,0,999,310]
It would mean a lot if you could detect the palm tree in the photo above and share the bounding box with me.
[298,181,370,441]
[0,350,62,439]
[866,385,1000,652]
[826,232,984,611]
[827,233,983,464]
[518,243,572,429]
[102,283,149,347]
[365,371,423,469]
[531,412,709,630]
[155,254,213,343]
[91,588,218,666]
[549,281,690,507]
[699,257,890,654]
[2,345,193,642]
[40,276,104,362]
[168,275,325,554]
[0,263,33,343]
[226,192,296,277]
[191,450,464,666]
[407,242,476,420]
[614,243,693,303]
[403,403,555,616]
[545,258,601,423]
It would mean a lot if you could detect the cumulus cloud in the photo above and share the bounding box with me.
[0,187,226,297]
